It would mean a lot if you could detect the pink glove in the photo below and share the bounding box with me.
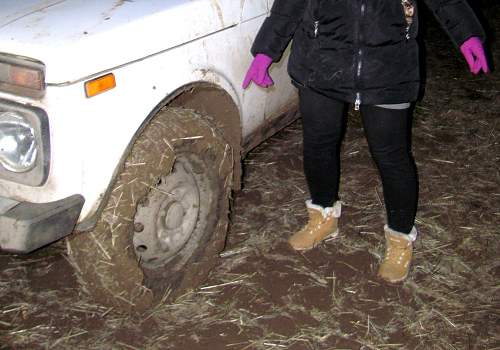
[242,53,274,89]
[460,37,489,74]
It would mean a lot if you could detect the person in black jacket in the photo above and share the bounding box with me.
[242,0,489,283]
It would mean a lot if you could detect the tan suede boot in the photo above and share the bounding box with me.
[288,200,341,251]
[378,225,417,283]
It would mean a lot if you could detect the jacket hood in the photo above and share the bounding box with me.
[0,0,240,84]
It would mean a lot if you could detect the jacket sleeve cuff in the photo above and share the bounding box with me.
[251,16,298,62]
[425,0,486,48]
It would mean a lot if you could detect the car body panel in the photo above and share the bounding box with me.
[0,0,297,224]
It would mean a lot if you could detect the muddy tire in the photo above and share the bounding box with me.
[67,107,233,311]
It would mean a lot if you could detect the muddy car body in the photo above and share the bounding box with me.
[0,0,296,308]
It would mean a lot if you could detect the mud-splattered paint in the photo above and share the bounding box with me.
[210,0,225,27]
[101,0,132,20]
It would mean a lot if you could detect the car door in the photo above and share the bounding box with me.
[239,0,298,140]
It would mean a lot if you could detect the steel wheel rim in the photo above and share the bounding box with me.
[133,158,200,268]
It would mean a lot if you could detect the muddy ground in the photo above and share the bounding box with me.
[1,3,499,350]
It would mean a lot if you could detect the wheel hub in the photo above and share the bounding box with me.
[133,158,200,268]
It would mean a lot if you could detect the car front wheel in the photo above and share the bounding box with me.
[67,107,233,311]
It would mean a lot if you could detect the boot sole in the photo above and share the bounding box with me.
[289,229,340,251]
[378,271,409,283]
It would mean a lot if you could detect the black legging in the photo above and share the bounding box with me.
[300,87,418,234]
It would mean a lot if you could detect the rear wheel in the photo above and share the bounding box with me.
[67,107,233,311]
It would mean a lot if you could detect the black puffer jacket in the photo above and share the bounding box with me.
[251,0,485,106]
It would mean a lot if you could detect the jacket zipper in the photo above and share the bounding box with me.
[354,0,366,111]
[355,47,363,110]
[303,1,320,86]
[306,2,320,85]
[304,20,320,86]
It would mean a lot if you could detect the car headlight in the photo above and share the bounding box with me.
[0,111,38,172]
[0,99,49,186]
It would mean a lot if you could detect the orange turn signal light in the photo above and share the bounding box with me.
[85,73,116,98]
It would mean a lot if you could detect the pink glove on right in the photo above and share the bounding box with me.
[460,37,489,74]
[242,53,274,89]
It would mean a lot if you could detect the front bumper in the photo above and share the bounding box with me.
[0,194,84,253]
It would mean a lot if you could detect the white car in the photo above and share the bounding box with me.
[0,0,297,309]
